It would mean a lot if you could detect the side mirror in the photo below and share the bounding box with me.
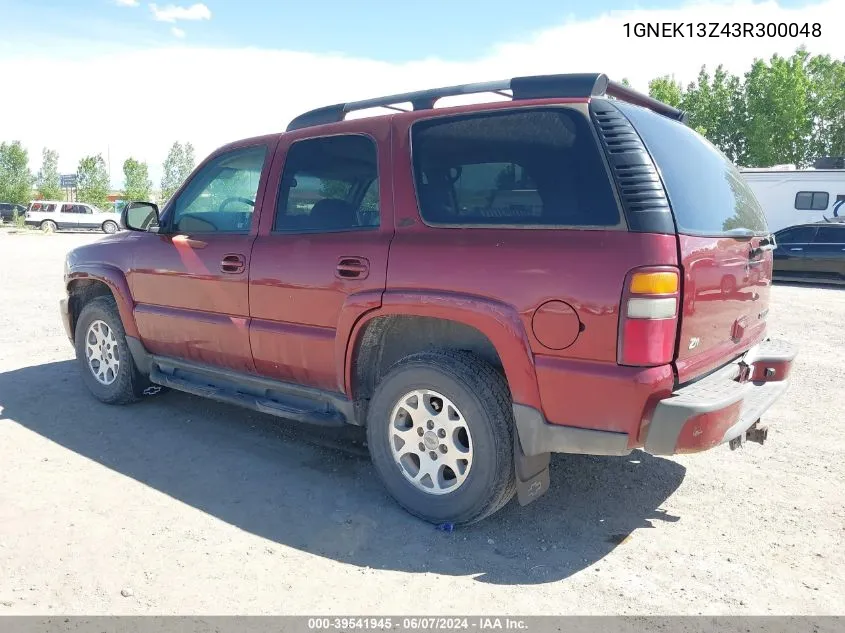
[122,201,160,232]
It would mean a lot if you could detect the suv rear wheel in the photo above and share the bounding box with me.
[366,350,515,525]
[74,295,154,404]
[102,220,118,234]
[40,220,57,233]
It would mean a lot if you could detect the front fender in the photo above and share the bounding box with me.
[341,290,542,411]
[66,264,138,338]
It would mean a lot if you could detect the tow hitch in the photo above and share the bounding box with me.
[746,422,768,445]
[729,421,769,450]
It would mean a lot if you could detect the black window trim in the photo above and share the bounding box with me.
[271,131,381,235]
[794,191,829,211]
[408,104,627,231]
[162,142,270,235]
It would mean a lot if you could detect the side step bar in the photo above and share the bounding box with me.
[149,356,354,428]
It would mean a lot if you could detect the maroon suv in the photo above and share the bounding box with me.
[60,73,796,524]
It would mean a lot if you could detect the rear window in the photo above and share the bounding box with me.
[411,108,620,228]
[776,226,816,243]
[617,103,769,237]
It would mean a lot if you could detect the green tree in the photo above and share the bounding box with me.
[76,154,110,208]
[35,148,62,200]
[743,50,813,167]
[0,141,33,205]
[806,54,845,161]
[123,157,152,201]
[160,141,196,203]
[648,75,684,108]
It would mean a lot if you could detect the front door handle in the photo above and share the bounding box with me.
[336,256,370,280]
[790,247,803,252]
[220,253,246,274]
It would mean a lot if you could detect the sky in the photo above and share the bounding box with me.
[0,0,843,189]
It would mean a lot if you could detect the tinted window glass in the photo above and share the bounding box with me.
[795,191,829,210]
[32,203,56,213]
[170,145,266,233]
[814,226,845,243]
[412,109,620,227]
[776,226,816,243]
[274,135,379,233]
[617,103,768,236]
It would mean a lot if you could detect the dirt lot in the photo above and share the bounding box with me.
[0,229,843,615]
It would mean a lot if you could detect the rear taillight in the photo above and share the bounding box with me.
[618,267,680,367]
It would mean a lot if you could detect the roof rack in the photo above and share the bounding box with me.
[286,72,688,132]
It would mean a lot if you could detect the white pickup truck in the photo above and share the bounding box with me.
[25,201,122,233]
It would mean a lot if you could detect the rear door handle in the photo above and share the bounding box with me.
[336,256,370,280]
[220,253,246,274]
[790,247,803,252]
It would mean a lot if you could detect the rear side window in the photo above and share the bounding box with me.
[617,103,769,236]
[31,203,56,213]
[274,135,379,233]
[776,226,816,243]
[411,109,620,227]
[795,191,829,210]
[814,226,845,243]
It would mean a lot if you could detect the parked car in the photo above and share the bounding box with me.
[26,201,121,233]
[773,220,845,282]
[0,202,28,223]
[59,73,796,525]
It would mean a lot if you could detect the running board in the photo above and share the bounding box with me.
[149,356,353,428]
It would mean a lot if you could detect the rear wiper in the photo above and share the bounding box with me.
[724,227,756,238]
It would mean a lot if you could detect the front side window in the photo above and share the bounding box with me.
[795,191,829,211]
[169,145,267,233]
[814,226,845,244]
[411,108,620,228]
[274,135,380,233]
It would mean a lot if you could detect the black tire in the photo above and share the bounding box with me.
[366,350,516,525]
[102,220,118,234]
[74,295,152,405]
[41,220,57,233]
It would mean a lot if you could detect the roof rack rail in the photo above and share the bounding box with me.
[286,72,688,132]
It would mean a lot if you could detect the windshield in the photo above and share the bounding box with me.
[617,102,769,237]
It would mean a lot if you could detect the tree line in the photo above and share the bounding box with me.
[0,141,196,209]
[1,48,842,209]
[646,48,844,167]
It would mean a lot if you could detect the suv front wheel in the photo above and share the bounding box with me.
[366,350,516,525]
[74,295,155,404]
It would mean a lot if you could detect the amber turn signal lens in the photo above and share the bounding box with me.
[630,271,679,295]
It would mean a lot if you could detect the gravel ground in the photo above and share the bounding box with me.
[0,229,843,615]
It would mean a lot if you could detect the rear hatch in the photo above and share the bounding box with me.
[616,103,774,383]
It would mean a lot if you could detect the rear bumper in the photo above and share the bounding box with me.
[644,338,796,455]
[514,338,796,458]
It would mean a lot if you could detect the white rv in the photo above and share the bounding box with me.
[740,166,845,233]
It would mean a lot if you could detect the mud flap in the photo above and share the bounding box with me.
[514,433,550,506]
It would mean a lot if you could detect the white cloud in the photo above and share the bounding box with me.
[1,0,842,188]
[115,0,139,6]
[171,26,186,38]
[149,3,211,23]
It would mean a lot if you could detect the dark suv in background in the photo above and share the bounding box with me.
[773,220,845,282]
[0,202,27,223]
[60,73,796,525]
